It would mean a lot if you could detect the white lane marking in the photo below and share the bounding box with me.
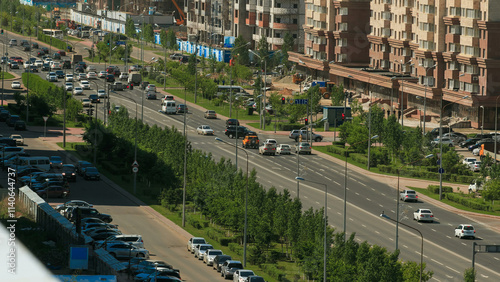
[320,169,325,172]
[333,181,340,185]
[375,231,380,234]
[349,218,354,221]
[462,243,467,246]
[325,177,332,181]
[362,224,366,228]
[446,236,452,239]
[355,192,360,196]
[494,257,500,261]
[445,275,454,279]
[480,274,489,278]
[337,212,341,215]
[359,182,366,187]
[431,259,443,266]
[304,196,308,199]
[445,266,460,274]
[388,238,393,241]
[327,207,331,210]
[431,229,436,232]
[381,193,386,196]
[366,198,371,201]
[403,245,408,249]
[379,204,383,208]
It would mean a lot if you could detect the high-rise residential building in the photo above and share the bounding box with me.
[185,0,304,50]
[290,0,500,129]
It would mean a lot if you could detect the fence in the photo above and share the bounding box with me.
[18,186,126,274]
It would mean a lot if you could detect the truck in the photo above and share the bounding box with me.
[81,30,90,38]
[400,189,418,202]
[110,82,125,91]
[128,72,142,85]
[72,55,83,66]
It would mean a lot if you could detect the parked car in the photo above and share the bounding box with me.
[245,276,266,282]
[413,209,434,222]
[442,132,467,144]
[194,244,214,260]
[82,167,100,180]
[6,115,20,127]
[295,142,311,154]
[454,224,476,239]
[196,125,214,135]
[469,161,481,172]
[428,127,454,138]
[9,134,24,146]
[289,129,324,142]
[36,186,69,198]
[102,242,149,259]
[187,237,207,253]
[203,249,223,265]
[431,137,454,147]
[233,270,255,282]
[15,120,27,131]
[276,144,292,155]
[55,200,93,214]
[462,157,477,166]
[96,234,145,249]
[460,138,481,148]
[49,156,63,169]
[135,268,181,281]
[68,207,112,223]
[76,161,94,175]
[204,110,217,119]
[213,255,232,272]
[221,260,243,280]
[62,164,77,182]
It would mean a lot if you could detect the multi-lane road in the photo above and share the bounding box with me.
[1,31,500,281]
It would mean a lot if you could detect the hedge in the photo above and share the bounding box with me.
[37,33,69,51]
[427,185,453,194]
[445,193,492,211]
[277,123,303,131]
[260,264,286,281]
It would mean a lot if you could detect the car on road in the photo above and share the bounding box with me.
[187,237,206,253]
[197,125,214,135]
[9,134,24,146]
[41,63,50,71]
[106,74,115,82]
[454,224,476,239]
[400,189,418,202]
[82,167,100,180]
[469,161,481,172]
[61,164,77,182]
[221,260,243,280]
[87,72,98,79]
[203,249,223,265]
[97,89,107,98]
[145,84,156,92]
[102,242,149,259]
[55,70,65,78]
[226,119,240,126]
[462,157,477,166]
[76,161,94,175]
[431,137,454,147]
[413,209,434,222]
[88,94,100,103]
[77,73,87,81]
[289,130,324,142]
[276,144,292,155]
[98,71,107,78]
[81,98,91,107]
[225,126,249,139]
[295,142,311,154]
[176,104,188,113]
[13,120,26,131]
[80,80,91,89]
[73,87,84,95]
[468,139,494,151]
[194,244,214,260]
[9,61,19,69]
[145,91,156,100]
[34,60,43,67]
[213,255,232,272]
[6,115,21,127]
[259,142,277,156]
[204,110,217,119]
[36,186,69,198]
[65,82,73,91]
[233,269,255,282]
[11,81,21,89]
[46,72,58,82]
[49,156,63,169]
[119,73,128,81]
[242,134,259,149]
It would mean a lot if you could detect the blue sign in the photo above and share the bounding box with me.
[69,246,89,269]
[438,168,444,174]
[115,41,126,46]
[294,99,308,105]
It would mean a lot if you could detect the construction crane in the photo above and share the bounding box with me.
[171,0,186,26]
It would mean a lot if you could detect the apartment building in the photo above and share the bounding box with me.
[290,0,500,130]
[185,0,304,50]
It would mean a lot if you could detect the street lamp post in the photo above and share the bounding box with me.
[495,96,500,162]
[480,106,485,136]
[380,211,424,282]
[343,135,378,240]
[215,137,249,267]
[227,42,251,118]
[420,64,436,134]
[395,154,433,251]
[439,95,469,200]
[295,177,327,282]
[182,87,188,227]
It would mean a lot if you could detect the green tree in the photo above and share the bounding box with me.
[384,114,403,159]
[401,261,433,282]
[159,29,168,49]
[330,84,346,106]
[483,179,500,205]
[187,54,197,75]
[280,32,294,73]
[233,36,250,65]
[66,98,83,122]
[143,24,154,45]
[257,35,269,69]
[464,267,476,282]
[125,18,136,40]
[167,29,177,50]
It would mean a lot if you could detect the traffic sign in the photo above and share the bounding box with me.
[43,116,49,122]
[294,99,308,105]
[132,167,138,173]
[438,168,444,174]
[132,160,139,167]
[289,99,294,105]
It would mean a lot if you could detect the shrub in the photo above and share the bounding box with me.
[219,237,236,246]
[427,185,453,194]
[260,264,286,281]
[278,123,303,131]
[187,217,202,229]
[228,243,241,255]
[445,193,492,211]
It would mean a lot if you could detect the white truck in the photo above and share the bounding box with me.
[161,100,176,114]
[127,72,142,85]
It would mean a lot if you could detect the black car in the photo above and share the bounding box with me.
[6,115,20,127]
[226,119,240,126]
[0,110,10,121]
[16,167,44,178]
[468,140,494,151]
[83,167,100,180]
[53,53,61,60]
[62,60,71,69]
[140,81,149,90]
[23,45,31,51]
[32,42,39,49]
[428,127,454,138]
[28,65,39,72]
[69,207,112,223]
[213,255,232,272]
[74,66,85,73]
[41,47,49,54]
[224,126,249,139]
[106,74,115,82]
[41,63,50,71]
[36,51,43,57]
[76,161,93,176]
[460,138,481,148]
[55,70,65,78]
[88,94,100,103]
[14,120,27,131]
[62,164,77,182]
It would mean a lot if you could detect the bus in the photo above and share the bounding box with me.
[42,29,63,39]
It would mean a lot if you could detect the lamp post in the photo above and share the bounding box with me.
[227,42,250,118]
[380,211,423,282]
[215,137,249,267]
[494,96,500,162]
[395,154,433,251]
[398,59,413,127]
[367,82,374,170]
[439,95,469,200]
[480,106,485,136]
[343,135,378,241]
[248,49,281,129]
[295,177,327,282]
[182,86,188,227]
[419,64,436,134]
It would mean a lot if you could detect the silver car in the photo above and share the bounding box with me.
[103,242,149,259]
[194,244,213,260]
[203,249,223,265]
[295,142,311,155]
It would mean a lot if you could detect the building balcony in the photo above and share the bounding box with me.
[256,5,270,13]
[270,23,297,30]
[383,19,391,29]
[313,43,326,52]
[246,18,256,26]
[268,37,284,45]
[246,0,257,11]
[257,20,269,28]
[335,15,348,24]
[270,7,298,15]
[252,33,261,41]
[444,69,460,79]
[445,33,460,44]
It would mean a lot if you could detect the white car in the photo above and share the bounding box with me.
[187,237,206,253]
[23,61,32,68]
[431,137,454,147]
[50,61,62,70]
[97,89,107,98]
[86,72,98,79]
[98,71,107,78]
[469,161,481,172]
[65,74,74,82]
[146,84,156,92]
[196,125,214,135]
[472,147,480,156]
[194,244,213,260]
[77,73,87,81]
[233,269,255,282]
[86,65,97,72]
[81,98,91,107]
[454,224,476,239]
[11,81,21,89]
[276,144,291,155]
[203,249,223,265]
[10,134,24,146]
[44,58,53,64]
[413,209,434,222]
[73,87,83,95]
[34,60,43,67]
[462,157,477,165]
[119,73,128,80]
[80,80,91,89]
[65,83,73,91]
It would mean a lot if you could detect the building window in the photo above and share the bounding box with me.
[419,40,435,50]
[420,76,435,87]
[259,13,262,21]
[419,4,435,14]
[275,17,281,23]
[293,19,297,24]
[339,23,348,31]
[450,25,461,35]
[448,79,460,90]
[339,7,348,15]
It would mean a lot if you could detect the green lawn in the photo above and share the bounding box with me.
[129,41,158,52]
[1,72,15,79]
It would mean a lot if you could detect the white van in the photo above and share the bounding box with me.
[216,85,248,97]
[162,100,176,114]
[16,157,51,171]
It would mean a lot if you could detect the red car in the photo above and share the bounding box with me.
[36,186,70,198]
[14,57,23,63]
[57,50,66,56]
